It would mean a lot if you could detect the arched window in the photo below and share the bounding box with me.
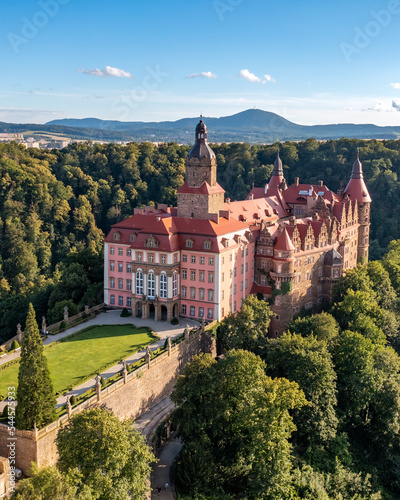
[148,273,155,299]
[173,272,178,297]
[160,274,167,298]
[136,271,143,295]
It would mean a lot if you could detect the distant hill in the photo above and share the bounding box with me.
[1,109,399,144]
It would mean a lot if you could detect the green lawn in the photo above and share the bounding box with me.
[0,325,156,398]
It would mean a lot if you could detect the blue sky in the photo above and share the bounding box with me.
[1,0,400,125]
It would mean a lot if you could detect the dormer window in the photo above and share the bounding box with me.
[145,236,158,248]
[204,240,211,250]
[186,239,194,248]
[113,232,120,241]
[130,234,136,242]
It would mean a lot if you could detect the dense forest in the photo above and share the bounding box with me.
[0,138,400,341]
[173,245,400,499]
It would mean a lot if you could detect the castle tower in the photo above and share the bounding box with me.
[267,150,287,196]
[177,119,225,219]
[344,153,372,263]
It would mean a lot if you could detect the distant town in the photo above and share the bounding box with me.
[0,132,133,149]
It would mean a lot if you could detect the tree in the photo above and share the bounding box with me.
[172,350,306,498]
[12,463,92,500]
[16,304,56,430]
[216,295,274,352]
[56,408,155,499]
[265,333,338,446]
[286,312,340,342]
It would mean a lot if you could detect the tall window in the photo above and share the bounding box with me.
[208,272,214,283]
[190,287,196,299]
[182,286,187,298]
[110,278,115,288]
[110,295,115,305]
[118,296,123,306]
[208,289,214,301]
[126,297,132,307]
[118,263,123,272]
[182,304,187,315]
[161,255,166,264]
[173,272,178,297]
[149,254,154,263]
[127,279,132,290]
[160,274,167,298]
[191,256,196,263]
[199,307,204,318]
[126,264,132,273]
[199,288,205,300]
[118,248,123,256]
[110,247,115,255]
[136,271,143,295]
[207,308,213,319]
[110,262,115,271]
[148,273,155,299]
[127,249,131,256]
[118,279,123,290]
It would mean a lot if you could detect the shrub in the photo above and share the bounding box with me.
[70,395,77,406]
[163,338,169,350]
[48,300,79,325]
[59,321,66,332]
[120,307,130,318]
[171,317,179,325]
[100,376,106,388]
[10,340,20,351]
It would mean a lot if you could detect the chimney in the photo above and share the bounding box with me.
[226,198,231,204]
[294,177,299,187]
[265,183,268,194]
[250,194,254,200]
[319,180,323,187]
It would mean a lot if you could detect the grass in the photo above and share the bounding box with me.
[0,325,157,398]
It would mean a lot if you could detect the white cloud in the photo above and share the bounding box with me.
[186,72,218,79]
[392,100,400,111]
[263,74,276,83]
[390,82,400,89]
[239,69,262,83]
[238,69,275,84]
[77,66,133,78]
[364,100,393,112]
[344,106,352,110]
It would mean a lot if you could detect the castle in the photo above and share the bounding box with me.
[104,119,371,334]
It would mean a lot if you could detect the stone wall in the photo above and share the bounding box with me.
[0,329,216,475]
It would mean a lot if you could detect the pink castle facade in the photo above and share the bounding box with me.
[104,121,371,334]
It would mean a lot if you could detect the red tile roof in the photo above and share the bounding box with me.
[177,181,225,195]
[275,227,295,251]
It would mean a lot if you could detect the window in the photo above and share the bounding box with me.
[204,241,211,250]
[173,272,178,297]
[110,295,115,305]
[191,255,196,264]
[199,271,205,282]
[126,297,132,307]
[200,256,205,265]
[186,240,193,248]
[118,296,123,306]
[137,253,142,262]
[160,274,167,298]
[118,279,123,289]
[199,288,205,300]
[161,255,166,264]
[222,290,224,300]
[110,247,115,255]
[307,287,312,296]
[127,279,132,291]
[209,257,214,266]
[190,271,196,280]
[234,268,237,277]
[118,263,123,272]
[110,278,115,288]
[136,271,143,295]
[261,276,266,286]
[174,253,178,263]
[208,290,214,301]
[199,307,204,317]
[246,248,248,256]
[245,279,248,289]
[114,233,120,241]
[127,249,131,257]
[149,254,154,263]
[182,254,187,262]
[241,281,243,291]
[118,248,123,256]
[190,287,196,299]
[222,272,225,282]
[208,272,214,283]
[234,301,237,312]
[130,234,136,242]
[229,270,233,278]
[148,273,155,299]
[241,249,244,257]
[222,257,225,264]
[182,304,187,315]
[182,286,187,298]
[261,261,267,269]
[234,284,237,295]
[126,264,132,273]
[190,306,195,316]
[110,262,115,271]
[182,270,187,280]
[245,263,248,272]
[222,307,225,317]
[241,264,244,274]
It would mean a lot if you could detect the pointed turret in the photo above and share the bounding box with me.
[344,152,372,203]
[267,150,286,196]
[275,227,295,252]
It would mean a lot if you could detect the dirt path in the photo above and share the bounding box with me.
[151,438,182,499]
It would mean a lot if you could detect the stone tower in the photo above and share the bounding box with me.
[267,150,287,197]
[177,119,225,219]
[344,153,372,263]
